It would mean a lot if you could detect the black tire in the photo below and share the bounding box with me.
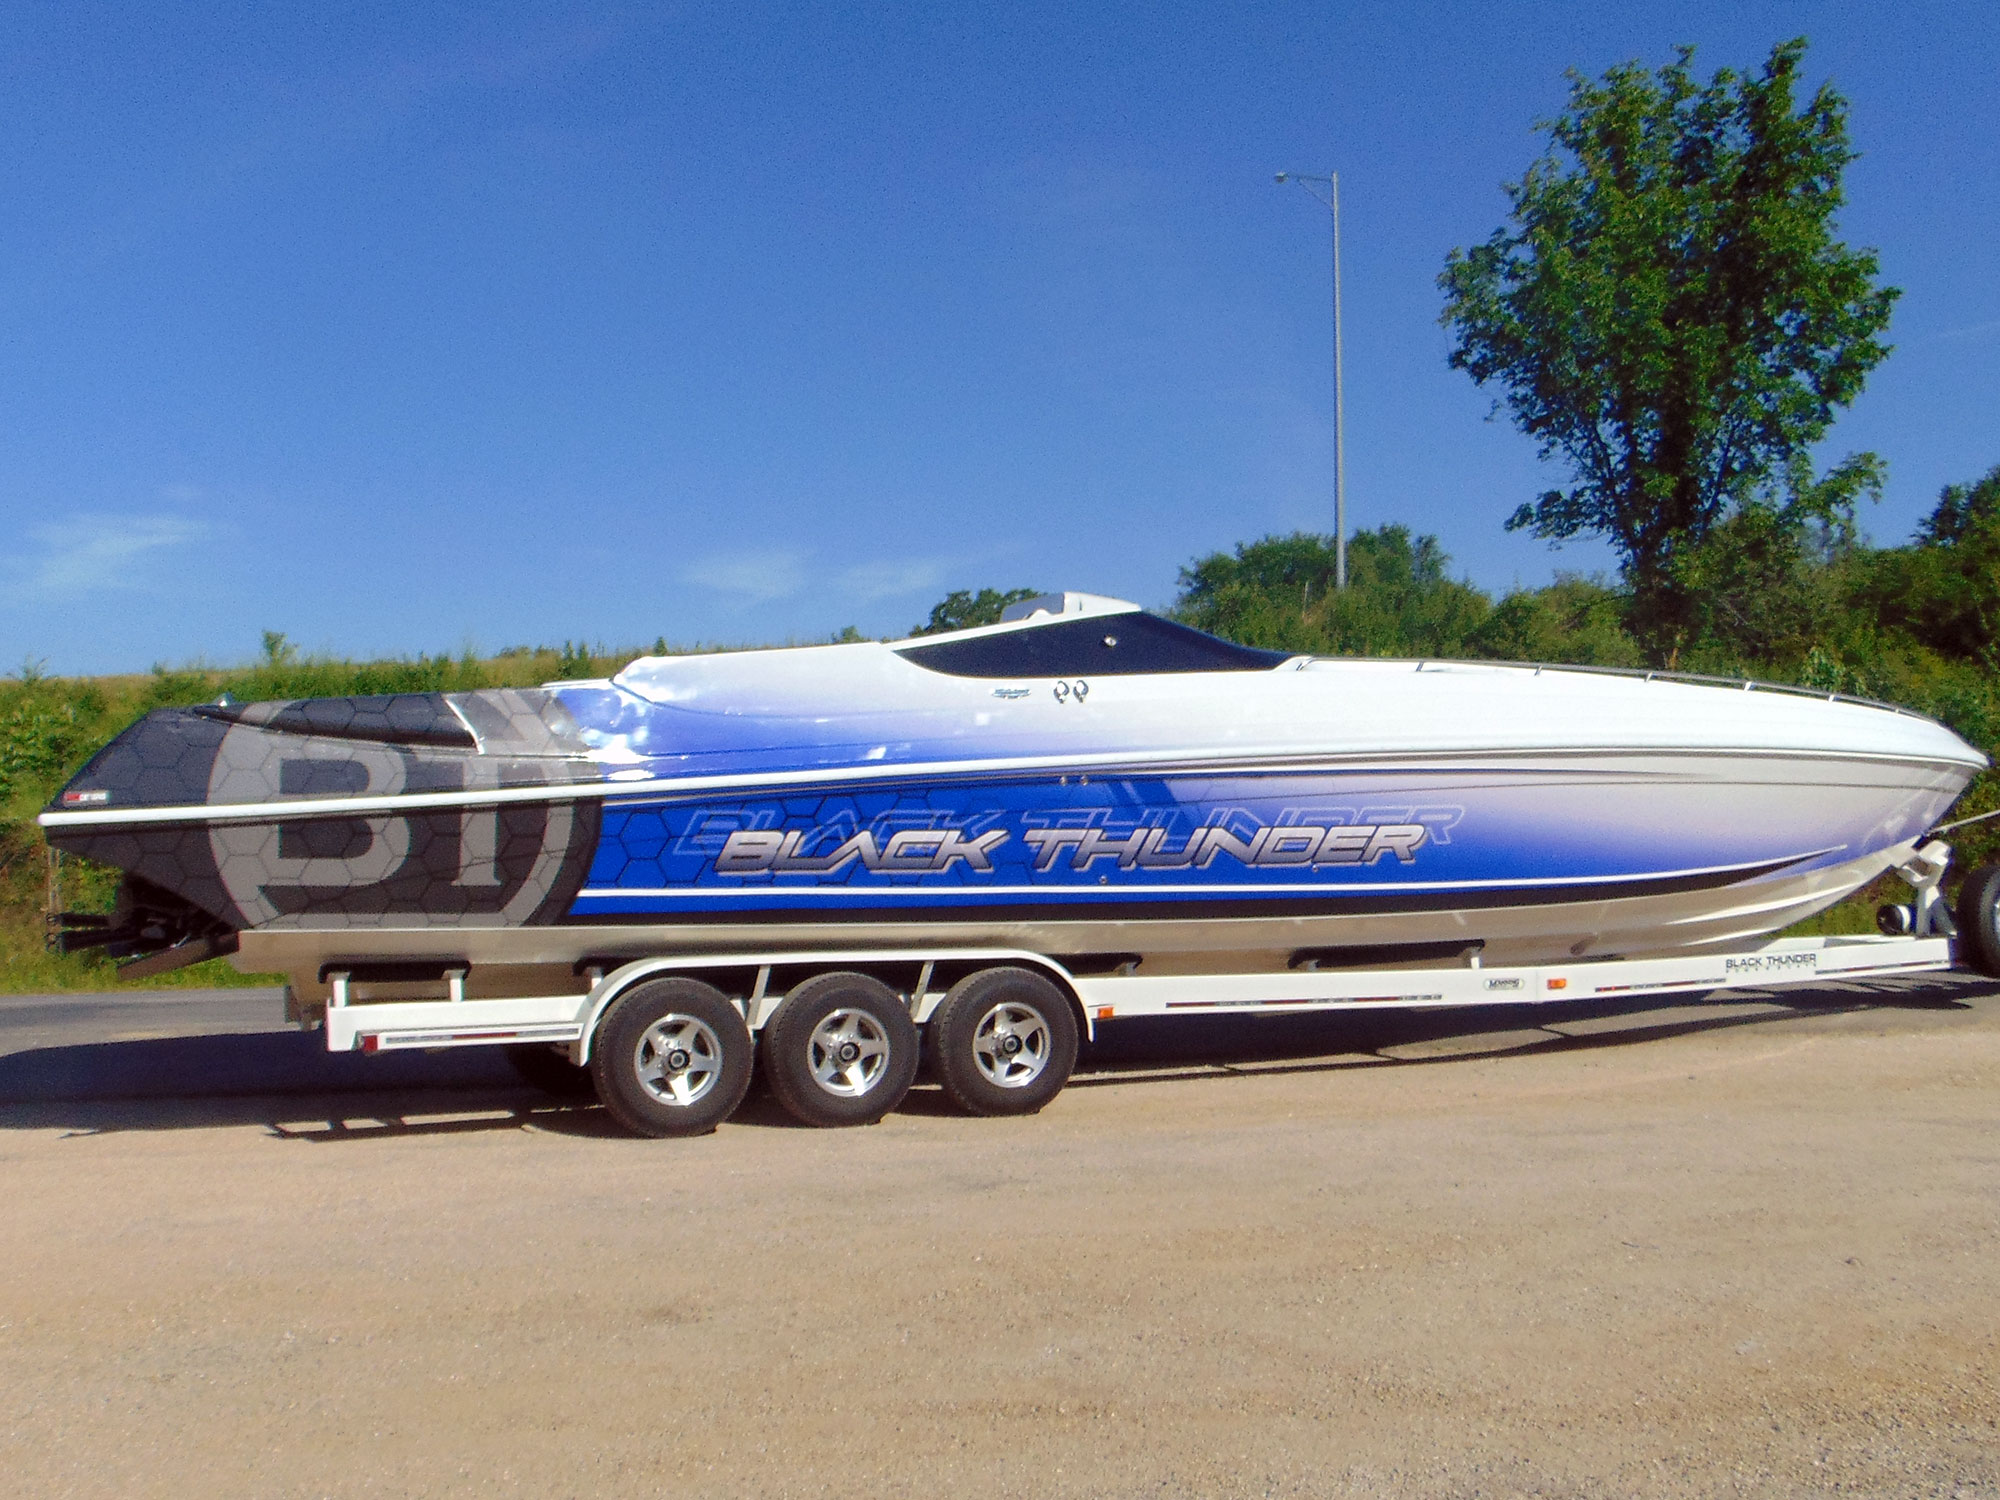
[759,972,919,1127]
[1956,862,2000,978]
[926,966,1078,1117]
[590,978,754,1138]
[505,1043,596,1098]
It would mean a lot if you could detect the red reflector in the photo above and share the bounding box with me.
[360,1034,380,1053]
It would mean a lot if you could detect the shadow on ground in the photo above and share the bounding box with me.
[0,974,1989,1141]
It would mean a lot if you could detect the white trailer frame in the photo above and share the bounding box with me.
[304,835,1977,1137]
[320,930,1957,1059]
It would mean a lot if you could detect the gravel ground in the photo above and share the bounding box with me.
[1,978,1996,1499]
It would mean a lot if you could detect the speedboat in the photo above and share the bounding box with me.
[41,592,1987,989]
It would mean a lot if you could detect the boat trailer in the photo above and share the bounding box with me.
[267,839,2000,1138]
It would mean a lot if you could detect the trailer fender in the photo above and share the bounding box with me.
[570,957,698,1066]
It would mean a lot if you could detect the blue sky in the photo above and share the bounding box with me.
[1,1,1994,674]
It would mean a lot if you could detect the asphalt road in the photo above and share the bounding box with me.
[2,977,1997,1498]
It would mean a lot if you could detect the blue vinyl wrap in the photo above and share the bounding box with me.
[566,768,1896,917]
[546,679,1958,919]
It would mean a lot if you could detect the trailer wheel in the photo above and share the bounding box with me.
[1956,862,2000,978]
[760,972,918,1127]
[927,967,1078,1117]
[591,978,753,1138]
[506,1043,595,1098]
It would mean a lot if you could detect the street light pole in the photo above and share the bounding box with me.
[1276,170,1346,590]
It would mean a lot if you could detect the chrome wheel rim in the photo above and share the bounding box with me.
[634,1014,723,1107]
[807,1008,891,1097]
[973,1001,1052,1089]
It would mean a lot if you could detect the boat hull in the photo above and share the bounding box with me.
[143,743,1961,993]
[39,620,1986,991]
[51,748,1960,923]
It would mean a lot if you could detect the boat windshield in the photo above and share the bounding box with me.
[896,613,1290,678]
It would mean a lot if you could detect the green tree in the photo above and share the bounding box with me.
[1847,462,2000,664]
[1439,38,1898,661]
[1916,462,2000,549]
[911,587,1039,636]
[1466,576,1643,666]
[1173,531,1345,648]
[1174,526,1491,658]
[1665,450,1880,670]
